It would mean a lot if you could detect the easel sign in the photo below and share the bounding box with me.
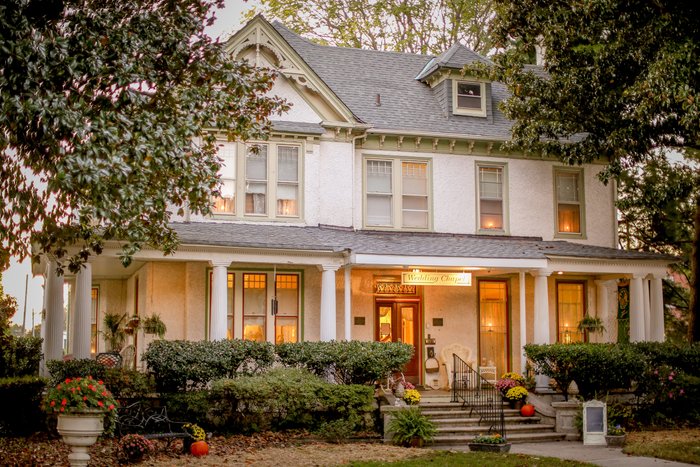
[583,400,607,445]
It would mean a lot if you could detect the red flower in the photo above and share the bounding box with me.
[60,407,64,412]
[108,404,115,410]
[101,391,107,396]
[98,401,104,407]
[83,396,88,401]
[56,384,62,390]
[76,377,82,382]
[61,398,67,406]
[65,379,71,384]
[98,380,104,385]
[50,401,55,407]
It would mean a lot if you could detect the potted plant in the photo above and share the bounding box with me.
[101,312,126,352]
[468,433,511,453]
[605,425,627,446]
[43,376,118,466]
[577,314,606,335]
[495,372,524,398]
[505,386,528,409]
[118,434,154,463]
[182,423,207,454]
[141,313,167,338]
[125,314,141,334]
[403,388,421,405]
[387,407,437,447]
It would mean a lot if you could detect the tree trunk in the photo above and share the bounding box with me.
[690,198,700,342]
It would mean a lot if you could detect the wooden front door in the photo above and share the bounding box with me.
[376,300,420,381]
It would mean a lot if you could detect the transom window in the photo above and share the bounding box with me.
[453,80,486,116]
[211,141,302,220]
[365,158,430,230]
[478,164,506,232]
[555,169,584,235]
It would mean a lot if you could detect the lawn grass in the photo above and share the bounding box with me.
[349,450,595,466]
[624,429,700,465]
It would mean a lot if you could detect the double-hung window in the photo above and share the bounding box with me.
[453,80,486,116]
[477,164,506,232]
[211,141,302,220]
[555,168,584,235]
[365,158,430,230]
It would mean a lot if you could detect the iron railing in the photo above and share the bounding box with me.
[451,353,506,438]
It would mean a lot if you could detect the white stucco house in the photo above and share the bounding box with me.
[37,16,673,386]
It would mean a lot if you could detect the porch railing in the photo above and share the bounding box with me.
[451,353,506,438]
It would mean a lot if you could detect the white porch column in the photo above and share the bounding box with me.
[42,260,64,375]
[72,262,93,359]
[629,274,646,342]
[209,260,230,341]
[519,271,527,374]
[650,274,665,342]
[319,264,340,341]
[344,266,352,341]
[532,270,551,345]
[643,278,651,340]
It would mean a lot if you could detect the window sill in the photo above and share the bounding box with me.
[477,229,508,236]
[554,232,587,240]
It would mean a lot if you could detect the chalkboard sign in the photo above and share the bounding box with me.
[586,406,604,432]
[583,400,607,445]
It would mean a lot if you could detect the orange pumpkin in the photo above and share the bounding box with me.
[520,403,536,417]
[190,440,209,457]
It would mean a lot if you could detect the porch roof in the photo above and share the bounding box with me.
[170,222,674,263]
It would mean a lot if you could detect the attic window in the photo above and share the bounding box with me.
[453,80,486,117]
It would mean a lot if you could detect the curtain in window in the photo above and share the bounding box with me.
[479,281,508,375]
[558,282,584,343]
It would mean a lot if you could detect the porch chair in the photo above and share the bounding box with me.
[120,344,135,370]
[440,343,474,390]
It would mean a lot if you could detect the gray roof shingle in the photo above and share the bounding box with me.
[171,223,674,263]
[271,22,513,139]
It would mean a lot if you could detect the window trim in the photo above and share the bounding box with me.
[475,162,509,235]
[553,167,586,238]
[452,80,487,117]
[210,140,304,222]
[362,156,433,231]
[555,280,588,344]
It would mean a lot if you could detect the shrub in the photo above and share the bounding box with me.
[0,375,47,435]
[47,360,154,399]
[47,359,108,386]
[276,340,414,385]
[0,336,42,377]
[208,368,375,433]
[143,339,275,392]
[160,391,211,428]
[316,418,356,443]
[387,407,436,446]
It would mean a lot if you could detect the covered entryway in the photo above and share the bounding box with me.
[375,299,421,382]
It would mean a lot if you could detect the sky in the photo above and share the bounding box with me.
[2,0,260,327]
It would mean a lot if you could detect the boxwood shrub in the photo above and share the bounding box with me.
[1,336,42,377]
[47,359,155,398]
[143,339,275,392]
[208,368,375,433]
[0,376,47,435]
[276,340,414,385]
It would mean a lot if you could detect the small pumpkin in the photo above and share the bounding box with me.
[190,440,209,457]
[520,403,536,417]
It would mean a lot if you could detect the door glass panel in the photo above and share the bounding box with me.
[400,306,415,346]
[378,306,392,342]
[479,281,508,376]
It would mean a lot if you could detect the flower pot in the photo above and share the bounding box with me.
[409,436,424,448]
[57,412,105,467]
[468,442,512,453]
[605,434,626,447]
[509,400,524,410]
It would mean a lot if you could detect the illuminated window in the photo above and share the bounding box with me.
[90,287,99,354]
[555,169,584,235]
[275,274,299,344]
[277,146,299,216]
[365,158,430,230]
[243,274,267,342]
[453,80,486,116]
[211,142,236,214]
[478,165,505,231]
[478,281,509,374]
[557,282,586,343]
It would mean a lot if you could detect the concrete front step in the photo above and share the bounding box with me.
[435,423,556,435]
[433,431,567,446]
[433,416,542,426]
[420,408,523,418]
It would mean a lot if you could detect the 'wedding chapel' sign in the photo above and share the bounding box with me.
[401,272,472,287]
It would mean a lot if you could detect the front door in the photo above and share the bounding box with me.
[376,300,420,381]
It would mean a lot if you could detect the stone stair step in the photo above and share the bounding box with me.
[432,416,542,426]
[432,431,567,446]
[435,423,556,435]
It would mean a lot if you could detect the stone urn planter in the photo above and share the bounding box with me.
[468,442,512,453]
[57,411,105,467]
[605,434,627,447]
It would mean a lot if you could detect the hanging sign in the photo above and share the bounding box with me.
[401,272,472,287]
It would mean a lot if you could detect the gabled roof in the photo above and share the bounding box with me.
[270,21,513,140]
[415,42,493,81]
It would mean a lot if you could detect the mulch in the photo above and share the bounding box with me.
[0,431,424,466]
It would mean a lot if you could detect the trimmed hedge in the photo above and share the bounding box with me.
[276,340,414,385]
[47,359,155,398]
[1,336,42,377]
[0,376,47,435]
[143,339,275,392]
[208,368,375,433]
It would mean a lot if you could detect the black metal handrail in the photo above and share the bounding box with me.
[451,353,506,438]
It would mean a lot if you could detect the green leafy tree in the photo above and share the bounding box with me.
[478,0,700,340]
[0,274,18,340]
[246,0,495,55]
[0,0,288,273]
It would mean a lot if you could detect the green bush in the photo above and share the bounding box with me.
[160,391,211,428]
[208,368,375,433]
[631,342,700,375]
[47,359,155,398]
[276,340,414,385]
[0,376,47,435]
[387,407,436,446]
[0,336,42,377]
[524,343,643,400]
[143,339,275,392]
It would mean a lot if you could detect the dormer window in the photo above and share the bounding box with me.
[453,80,486,117]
